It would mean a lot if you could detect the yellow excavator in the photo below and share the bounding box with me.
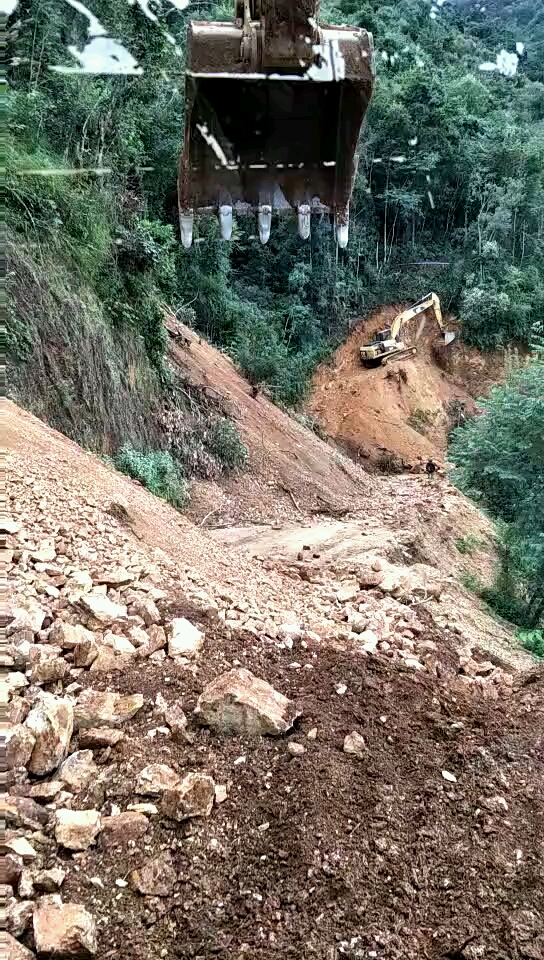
[359,293,456,367]
[179,1,374,249]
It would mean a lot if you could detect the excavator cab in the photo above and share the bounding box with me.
[179,1,374,249]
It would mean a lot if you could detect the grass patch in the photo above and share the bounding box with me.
[114,446,188,508]
[407,408,437,435]
[456,534,486,555]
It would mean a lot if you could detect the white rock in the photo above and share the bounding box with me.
[166,618,204,659]
[33,900,97,956]
[214,784,228,805]
[343,731,366,759]
[287,742,305,757]
[359,630,379,652]
[55,809,101,850]
[7,600,47,636]
[79,593,127,625]
[441,770,457,783]
[336,583,359,603]
[195,668,300,736]
[25,694,74,775]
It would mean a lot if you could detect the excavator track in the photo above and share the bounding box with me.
[381,347,417,366]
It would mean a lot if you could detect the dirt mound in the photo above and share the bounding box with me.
[308,304,508,469]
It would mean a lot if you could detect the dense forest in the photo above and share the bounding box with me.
[6,0,543,634]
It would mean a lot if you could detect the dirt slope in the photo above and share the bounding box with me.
[165,317,370,525]
[6,400,543,960]
[309,304,507,469]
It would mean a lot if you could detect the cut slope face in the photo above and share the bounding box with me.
[309,304,507,469]
[165,317,371,523]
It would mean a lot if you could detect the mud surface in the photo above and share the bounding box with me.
[55,605,544,960]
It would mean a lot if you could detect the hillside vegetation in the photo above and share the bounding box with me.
[6,0,543,633]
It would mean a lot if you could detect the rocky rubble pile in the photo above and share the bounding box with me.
[4,469,518,957]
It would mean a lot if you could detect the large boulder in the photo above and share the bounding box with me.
[58,751,99,792]
[79,593,127,625]
[195,668,300,736]
[7,725,36,770]
[25,694,74,775]
[33,900,97,957]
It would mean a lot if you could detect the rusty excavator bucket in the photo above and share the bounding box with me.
[179,0,374,249]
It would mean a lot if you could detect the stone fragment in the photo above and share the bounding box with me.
[33,868,66,892]
[137,624,166,659]
[49,622,95,651]
[343,731,367,759]
[58,751,99,792]
[5,933,35,959]
[33,900,97,957]
[78,727,125,749]
[100,811,149,847]
[131,596,161,627]
[130,854,177,897]
[214,784,228,805]
[7,601,47,637]
[336,583,359,603]
[55,809,101,851]
[287,742,305,757]
[161,772,215,821]
[163,701,192,743]
[73,636,99,668]
[8,900,34,938]
[7,724,36,770]
[29,781,63,801]
[79,593,127,625]
[166,618,204,659]
[27,645,68,684]
[95,567,133,587]
[358,629,379,653]
[195,668,299,736]
[6,796,50,830]
[25,694,74,775]
[6,837,37,862]
[74,689,143,728]
[136,763,180,795]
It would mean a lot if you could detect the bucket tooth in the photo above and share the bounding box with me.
[219,204,233,241]
[258,205,272,245]
[298,204,311,241]
[336,219,349,249]
[180,210,194,250]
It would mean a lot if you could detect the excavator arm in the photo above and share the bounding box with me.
[179,0,374,248]
[389,293,444,340]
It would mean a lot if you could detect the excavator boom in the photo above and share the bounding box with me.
[179,0,374,248]
[360,292,455,366]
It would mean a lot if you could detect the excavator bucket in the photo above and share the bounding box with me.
[179,2,374,249]
[444,331,456,346]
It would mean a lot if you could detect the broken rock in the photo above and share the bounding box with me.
[161,772,215,821]
[100,811,149,847]
[166,618,204,659]
[79,593,127,625]
[136,763,180,795]
[74,689,144,728]
[343,731,367,759]
[5,933,35,960]
[195,668,299,736]
[163,701,192,742]
[25,694,74,776]
[55,809,101,851]
[130,853,177,897]
[7,724,36,770]
[78,727,125,749]
[58,751,99,792]
[33,900,97,957]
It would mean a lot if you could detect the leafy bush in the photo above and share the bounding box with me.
[114,446,188,508]
[518,629,544,659]
[207,418,248,472]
